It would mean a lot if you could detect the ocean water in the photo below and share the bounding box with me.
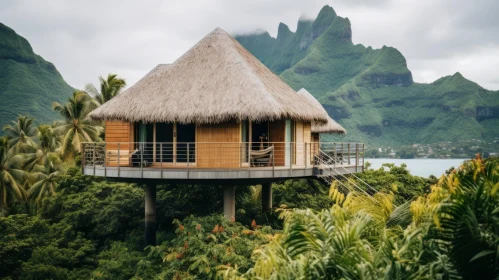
[365,158,468,178]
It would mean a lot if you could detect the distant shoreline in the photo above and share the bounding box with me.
[365,158,468,177]
[365,158,469,160]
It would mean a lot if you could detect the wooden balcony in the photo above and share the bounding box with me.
[81,142,364,183]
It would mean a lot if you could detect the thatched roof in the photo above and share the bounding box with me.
[297,88,346,134]
[90,28,328,124]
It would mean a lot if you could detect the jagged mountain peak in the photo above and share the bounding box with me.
[235,5,499,146]
[317,5,337,19]
[277,22,293,41]
[432,71,483,93]
[296,18,313,34]
[434,72,470,84]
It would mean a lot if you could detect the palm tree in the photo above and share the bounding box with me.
[431,157,499,279]
[52,90,101,158]
[3,115,37,153]
[85,73,126,106]
[0,137,28,216]
[222,181,459,279]
[37,125,59,154]
[28,153,60,205]
[24,125,60,171]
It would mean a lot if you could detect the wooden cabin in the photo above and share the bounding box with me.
[88,28,347,173]
[84,27,359,244]
[296,88,347,156]
[102,119,315,168]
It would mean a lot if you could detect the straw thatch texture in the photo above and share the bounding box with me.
[90,28,328,124]
[297,88,346,134]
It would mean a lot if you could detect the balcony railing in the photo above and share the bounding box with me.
[81,142,364,177]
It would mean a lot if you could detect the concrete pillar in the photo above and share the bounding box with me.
[224,185,236,221]
[145,184,156,246]
[262,183,272,212]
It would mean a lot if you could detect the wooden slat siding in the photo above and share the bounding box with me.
[105,120,132,166]
[304,122,311,164]
[270,120,285,166]
[196,121,240,168]
[295,121,304,166]
[312,133,320,162]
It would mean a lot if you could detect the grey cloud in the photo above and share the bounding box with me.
[0,0,498,90]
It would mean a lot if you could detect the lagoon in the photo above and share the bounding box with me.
[365,158,468,178]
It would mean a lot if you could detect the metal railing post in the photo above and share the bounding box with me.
[272,144,275,177]
[248,142,251,175]
[305,142,308,170]
[140,143,144,178]
[334,143,337,168]
[347,143,351,165]
[356,143,359,167]
[341,143,344,165]
[160,143,163,179]
[104,143,107,178]
[187,143,190,179]
[309,143,312,166]
[93,143,96,176]
[117,143,120,178]
[363,143,365,171]
[81,143,85,174]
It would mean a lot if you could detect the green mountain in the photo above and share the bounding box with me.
[0,22,73,132]
[236,5,499,147]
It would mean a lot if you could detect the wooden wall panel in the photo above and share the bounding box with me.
[304,122,311,164]
[295,121,304,166]
[269,120,285,167]
[196,121,240,168]
[312,133,320,162]
[105,120,132,166]
[304,122,311,143]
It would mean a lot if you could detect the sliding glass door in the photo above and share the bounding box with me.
[155,123,174,162]
[285,119,295,166]
[135,122,195,164]
[137,122,154,165]
[176,123,195,163]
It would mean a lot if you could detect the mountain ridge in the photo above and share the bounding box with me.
[235,5,499,147]
[0,22,73,132]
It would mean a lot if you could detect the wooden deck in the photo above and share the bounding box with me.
[83,164,363,182]
[82,141,365,183]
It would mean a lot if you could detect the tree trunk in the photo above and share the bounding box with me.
[224,185,236,221]
[145,184,156,246]
[262,183,272,212]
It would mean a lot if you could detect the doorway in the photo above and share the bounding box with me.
[136,122,196,164]
[155,123,174,162]
[136,122,154,164]
[176,123,195,163]
[269,120,285,166]
[251,121,269,151]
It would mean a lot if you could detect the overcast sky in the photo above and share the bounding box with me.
[2,0,498,90]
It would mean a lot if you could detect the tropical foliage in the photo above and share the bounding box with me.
[85,73,126,106]
[1,155,497,279]
[221,156,498,279]
[0,74,110,216]
[144,215,275,280]
[0,68,498,279]
[52,90,101,158]
[0,137,27,215]
[3,115,37,153]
